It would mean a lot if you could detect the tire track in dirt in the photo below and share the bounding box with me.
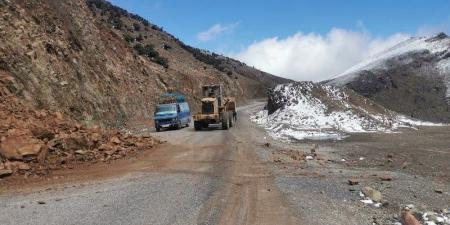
[196,106,301,225]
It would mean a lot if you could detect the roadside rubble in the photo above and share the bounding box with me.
[0,88,159,179]
[395,205,450,225]
[359,186,383,207]
[270,144,329,164]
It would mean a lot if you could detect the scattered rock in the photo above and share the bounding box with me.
[16,162,31,171]
[0,169,13,177]
[378,175,393,181]
[401,211,421,225]
[362,186,382,202]
[434,188,443,194]
[273,158,282,163]
[401,161,411,169]
[0,133,44,160]
[110,136,121,145]
[31,128,55,141]
[37,201,46,205]
[4,161,30,171]
[348,179,360,185]
[0,93,158,178]
[74,150,87,155]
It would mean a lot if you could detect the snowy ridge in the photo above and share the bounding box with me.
[329,34,450,86]
[252,82,444,141]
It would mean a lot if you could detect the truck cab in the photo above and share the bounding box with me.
[154,94,191,132]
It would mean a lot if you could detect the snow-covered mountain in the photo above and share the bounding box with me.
[251,82,438,141]
[326,33,450,122]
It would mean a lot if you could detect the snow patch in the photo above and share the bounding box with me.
[251,82,445,141]
[327,34,450,97]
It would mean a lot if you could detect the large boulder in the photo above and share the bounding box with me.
[0,132,43,160]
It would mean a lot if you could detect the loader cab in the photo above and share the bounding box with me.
[201,98,218,115]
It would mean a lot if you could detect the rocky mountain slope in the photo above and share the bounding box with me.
[251,82,438,141]
[0,0,289,127]
[0,69,158,178]
[326,33,450,122]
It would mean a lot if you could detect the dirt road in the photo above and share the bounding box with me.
[0,103,449,225]
[0,103,300,225]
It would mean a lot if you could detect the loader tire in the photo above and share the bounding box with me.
[222,113,229,130]
[194,121,202,131]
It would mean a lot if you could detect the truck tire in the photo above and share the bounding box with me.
[194,121,202,131]
[229,113,233,128]
[156,126,161,132]
[175,120,181,130]
[222,113,229,130]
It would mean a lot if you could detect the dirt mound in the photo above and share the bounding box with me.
[0,74,158,178]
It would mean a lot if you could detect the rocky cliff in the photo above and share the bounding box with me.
[0,0,289,127]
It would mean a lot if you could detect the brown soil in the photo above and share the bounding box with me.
[0,71,158,181]
[0,0,289,128]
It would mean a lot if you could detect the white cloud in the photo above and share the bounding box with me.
[197,22,240,42]
[417,22,450,37]
[232,28,410,82]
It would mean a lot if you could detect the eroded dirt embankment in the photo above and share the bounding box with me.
[0,71,158,182]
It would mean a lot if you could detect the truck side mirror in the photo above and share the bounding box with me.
[177,105,181,112]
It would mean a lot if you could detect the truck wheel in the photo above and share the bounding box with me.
[222,113,229,130]
[229,113,233,127]
[194,121,202,131]
[156,126,161,132]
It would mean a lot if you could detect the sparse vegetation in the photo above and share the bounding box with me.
[153,57,169,69]
[151,24,163,31]
[123,33,134,43]
[87,0,153,30]
[108,15,123,30]
[136,34,144,42]
[163,44,172,50]
[134,44,169,68]
[176,41,231,72]
[133,23,141,31]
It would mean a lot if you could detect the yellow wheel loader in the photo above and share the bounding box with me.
[193,85,236,130]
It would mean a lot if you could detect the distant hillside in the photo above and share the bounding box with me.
[326,33,450,122]
[0,0,290,127]
[251,82,432,141]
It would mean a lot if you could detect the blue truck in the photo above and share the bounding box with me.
[154,93,191,132]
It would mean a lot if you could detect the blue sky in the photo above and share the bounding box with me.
[109,0,450,81]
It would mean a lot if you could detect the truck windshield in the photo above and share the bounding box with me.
[202,102,214,114]
[156,104,176,112]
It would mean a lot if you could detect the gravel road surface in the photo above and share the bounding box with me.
[1,102,449,225]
